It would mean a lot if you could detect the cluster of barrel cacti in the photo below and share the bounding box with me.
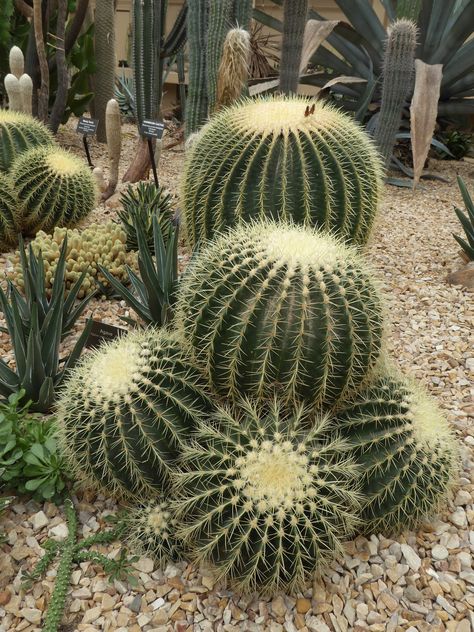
[58,94,458,594]
[0,109,97,249]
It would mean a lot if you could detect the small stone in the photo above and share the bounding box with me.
[101,593,116,611]
[19,608,42,624]
[450,508,468,528]
[356,603,369,620]
[366,611,383,624]
[133,557,154,573]
[455,490,472,506]
[460,571,474,584]
[0,590,11,606]
[272,596,286,618]
[446,267,474,289]
[456,620,471,632]
[432,545,449,561]
[129,594,143,613]
[457,552,472,569]
[50,522,69,539]
[82,606,102,624]
[401,544,421,571]
[404,585,423,602]
[436,595,457,616]
[296,598,311,614]
[31,511,49,530]
[152,597,166,610]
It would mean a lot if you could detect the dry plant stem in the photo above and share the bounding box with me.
[33,0,50,124]
[14,0,33,19]
[122,137,151,183]
[49,0,68,134]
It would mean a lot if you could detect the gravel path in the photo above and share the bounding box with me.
[0,124,473,631]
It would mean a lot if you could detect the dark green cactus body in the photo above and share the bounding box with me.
[175,400,360,595]
[178,221,384,409]
[207,0,234,113]
[0,173,19,249]
[335,372,459,534]
[186,0,209,137]
[0,110,55,172]
[11,147,96,236]
[57,330,214,499]
[374,19,417,169]
[233,0,253,29]
[396,0,422,20]
[182,96,383,247]
[280,0,309,94]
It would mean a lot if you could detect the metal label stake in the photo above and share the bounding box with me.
[140,119,165,187]
[76,116,99,168]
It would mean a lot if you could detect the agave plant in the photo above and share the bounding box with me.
[255,0,474,117]
[453,176,474,261]
[0,237,93,413]
[99,215,179,327]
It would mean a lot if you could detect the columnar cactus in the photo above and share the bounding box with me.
[0,110,55,172]
[57,329,214,499]
[4,74,22,111]
[374,19,417,169]
[280,0,309,94]
[103,98,122,199]
[94,0,116,142]
[0,173,19,249]
[11,146,96,235]
[178,221,384,409]
[216,28,251,111]
[174,399,361,595]
[182,96,384,248]
[186,0,209,137]
[9,46,24,79]
[334,371,459,534]
[207,0,234,113]
[124,498,181,566]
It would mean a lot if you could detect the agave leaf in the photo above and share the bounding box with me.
[57,318,94,384]
[97,265,149,321]
[334,0,385,56]
[453,234,474,260]
[454,208,474,246]
[300,20,339,74]
[431,0,474,65]
[457,177,474,221]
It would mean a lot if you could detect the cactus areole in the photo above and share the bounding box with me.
[182,96,383,248]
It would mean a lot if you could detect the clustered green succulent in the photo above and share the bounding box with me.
[8,223,137,298]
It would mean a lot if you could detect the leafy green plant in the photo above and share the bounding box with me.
[453,176,474,261]
[22,499,137,632]
[0,391,68,501]
[437,130,472,161]
[114,74,136,121]
[118,182,174,254]
[99,216,179,327]
[0,237,93,413]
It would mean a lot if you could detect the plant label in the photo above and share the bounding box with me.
[85,320,127,350]
[140,119,165,140]
[76,117,99,136]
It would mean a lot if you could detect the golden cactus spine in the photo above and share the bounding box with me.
[216,28,251,111]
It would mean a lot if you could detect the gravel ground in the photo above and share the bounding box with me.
[0,122,473,632]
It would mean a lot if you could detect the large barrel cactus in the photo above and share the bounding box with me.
[335,371,459,534]
[57,330,214,499]
[182,95,383,248]
[11,147,97,235]
[178,220,384,409]
[0,173,19,249]
[0,109,55,172]
[174,399,361,595]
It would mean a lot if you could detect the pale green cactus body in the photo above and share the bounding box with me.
[174,399,361,595]
[0,109,55,172]
[57,329,214,500]
[335,371,459,534]
[182,96,384,248]
[11,146,96,235]
[177,220,384,409]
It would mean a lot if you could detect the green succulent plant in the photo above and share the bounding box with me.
[0,172,19,250]
[174,398,361,595]
[0,109,55,172]
[182,95,383,248]
[453,176,474,261]
[118,181,174,254]
[57,328,215,500]
[334,370,459,534]
[9,223,137,299]
[10,146,96,236]
[178,220,384,409]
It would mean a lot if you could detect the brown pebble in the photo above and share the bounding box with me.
[296,598,311,614]
[0,591,11,606]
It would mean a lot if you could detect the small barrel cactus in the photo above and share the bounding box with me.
[334,370,459,534]
[182,95,383,248]
[0,109,55,172]
[0,173,19,249]
[177,220,384,409]
[124,498,181,566]
[8,223,137,298]
[174,399,361,595]
[57,329,214,499]
[11,146,97,235]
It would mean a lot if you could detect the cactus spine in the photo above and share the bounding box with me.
[216,28,251,111]
[94,0,116,142]
[335,371,459,534]
[0,110,55,172]
[57,329,214,499]
[207,0,234,113]
[280,0,309,94]
[182,95,383,248]
[11,146,96,235]
[374,19,417,169]
[178,220,384,409]
[174,399,361,595]
[0,173,19,249]
[186,0,209,137]
[103,98,122,199]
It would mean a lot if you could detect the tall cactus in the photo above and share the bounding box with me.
[186,0,209,137]
[233,0,253,29]
[182,95,384,247]
[216,28,251,111]
[279,0,309,94]
[94,0,116,142]
[206,0,233,113]
[177,220,384,409]
[374,19,417,169]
